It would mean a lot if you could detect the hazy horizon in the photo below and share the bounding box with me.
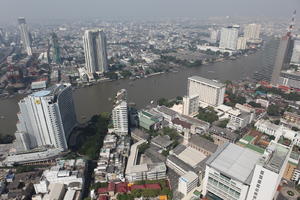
[0,0,300,24]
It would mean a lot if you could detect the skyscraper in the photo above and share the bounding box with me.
[244,23,261,41]
[270,35,294,85]
[50,32,62,64]
[219,26,239,50]
[18,17,32,56]
[15,84,77,151]
[112,89,128,136]
[83,29,108,76]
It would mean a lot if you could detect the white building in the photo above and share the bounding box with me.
[254,119,300,145]
[291,39,300,65]
[18,17,32,56]
[178,171,199,196]
[187,76,225,107]
[83,29,108,76]
[244,24,261,41]
[236,37,247,50]
[219,26,239,50]
[202,142,291,200]
[182,95,199,116]
[210,29,220,43]
[15,84,77,151]
[125,140,167,182]
[246,142,291,200]
[112,89,128,136]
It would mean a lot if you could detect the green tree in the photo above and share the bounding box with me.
[267,104,281,116]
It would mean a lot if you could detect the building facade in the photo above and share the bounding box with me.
[83,29,108,75]
[112,89,128,136]
[244,24,261,41]
[15,84,77,151]
[219,26,239,50]
[187,76,225,107]
[18,17,32,56]
[236,37,247,50]
[178,171,199,196]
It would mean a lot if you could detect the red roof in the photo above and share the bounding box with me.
[98,187,108,194]
[145,183,161,190]
[108,182,116,192]
[131,184,146,190]
[98,195,108,200]
[278,85,291,91]
[116,182,128,193]
[130,184,161,191]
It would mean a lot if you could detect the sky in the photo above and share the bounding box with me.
[0,0,300,23]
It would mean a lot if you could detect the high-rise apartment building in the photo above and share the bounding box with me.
[83,29,108,76]
[18,17,32,56]
[210,29,220,44]
[236,37,247,50]
[202,142,290,200]
[244,24,261,41]
[219,26,239,50]
[112,89,128,136]
[15,84,77,151]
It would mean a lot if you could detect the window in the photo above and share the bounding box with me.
[259,175,263,179]
[256,184,260,188]
[260,171,264,175]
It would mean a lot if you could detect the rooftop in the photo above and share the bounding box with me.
[189,134,218,153]
[260,142,290,173]
[206,143,261,184]
[188,76,225,88]
[180,171,198,183]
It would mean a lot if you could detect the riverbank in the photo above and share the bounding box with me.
[0,46,269,136]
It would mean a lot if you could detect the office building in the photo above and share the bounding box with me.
[236,37,247,50]
[178,171,199,196]
[15,84,77,151]
[271,35,294,85]
[18,17,32,56]
[246,142,290,200]
[254,38,280,82]
[278,70,300,89]
[219,26,239,50]
[83,29,108,76]
[291,39,300,65]
[244,24,261,42]
[187,76,225,107]
[112,89,128,136]
[202,142,290,200]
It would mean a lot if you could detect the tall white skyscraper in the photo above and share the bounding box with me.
[83,29,108,76]
[112,89,128,136]
[244,23,261,41]
[15,84,77,151]
[18,17,32,56]
[219,26,239,50]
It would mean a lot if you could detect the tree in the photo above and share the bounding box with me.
[217,119,229,128]
[292,127,300,131]
[267,104,281,116]
[248,101,262,108]
[269,135,275,141]
[197,107,219,123]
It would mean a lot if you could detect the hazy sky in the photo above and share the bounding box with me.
[1,0,300,23]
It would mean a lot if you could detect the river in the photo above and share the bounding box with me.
[0,46,269,135]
